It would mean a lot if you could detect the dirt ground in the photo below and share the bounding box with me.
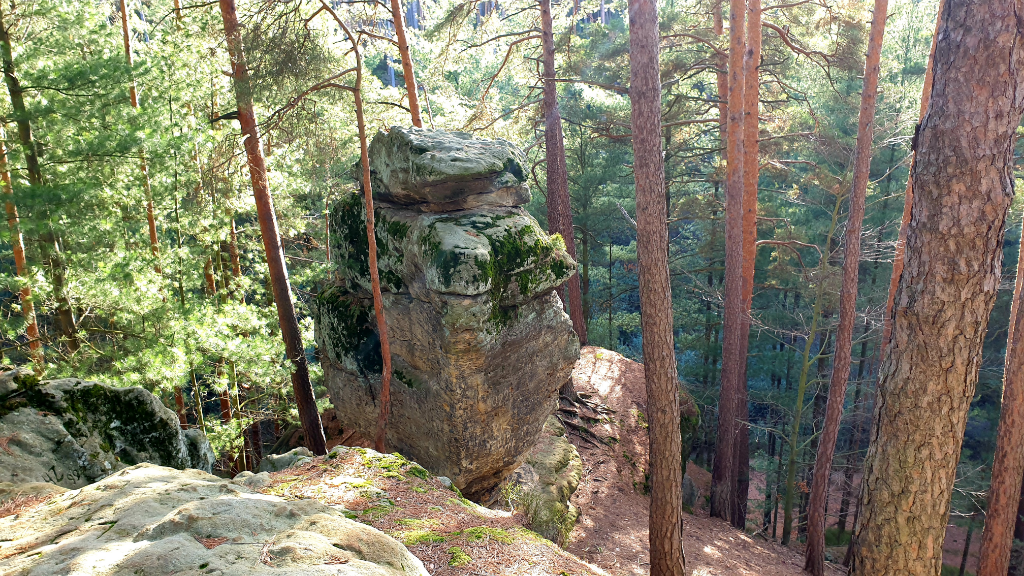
[564,346,846,576]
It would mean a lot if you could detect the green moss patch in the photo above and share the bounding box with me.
[448,546,472,567]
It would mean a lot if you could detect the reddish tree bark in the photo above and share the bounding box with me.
[732,0,761,529]
[0,127,40,366]
[389,0,422,128]
[804,0,887,571]
[851,0,1024,571]
[118,0,160,273]
[540,0,588,347]
[628,0,685,571]
[318,1,395,454]
[218,0,327,455]
[978,212,1024,575]
[711,0,746,522]
[0,6,78,354]
[174,388,187,426]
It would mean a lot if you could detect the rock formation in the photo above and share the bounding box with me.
[0,463,428,575]
[501,415,582,544]
[315,126,580,502]
[0,369,213,488]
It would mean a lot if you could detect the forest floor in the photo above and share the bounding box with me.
[564,346,846,576]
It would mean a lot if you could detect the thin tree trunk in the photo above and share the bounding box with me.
[881,1,942,354]
[978,218,1024,575]
[174,387,187,426]
[318,2,394,454]
[804,0,886,571]
[711,0,746,522]
[962,516,977,576]
[628,0,685,570]
[541,0,587,348]
[218,0,327,455]
[0,126,40,366]
[732,0,761,529]
[119,0,160,273]
[389,0,422,127]
[782,192,842,545]
[851,0,1024,571]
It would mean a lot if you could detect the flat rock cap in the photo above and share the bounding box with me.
[361,126,529,208]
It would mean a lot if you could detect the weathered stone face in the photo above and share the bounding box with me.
[0,371,213,488]
[318,129,580,502]
[358,126,531,211]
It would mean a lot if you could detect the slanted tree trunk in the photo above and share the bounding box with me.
[317,1,395,454]
[540,0,587,348]
[118,0,160,273]
[0,7,79,354]
[389,0,422,127]
[978,219,1024,575]
[962,515,977,576]
[218,0,326,455]
[850,0,1024,571]
[732,0,761,529]
[628,0,685,570]
[881,0,942,354]
[711,0,746,522]
[804,0,886,571]
[1011,483,1024,575]
[0,126,40,366]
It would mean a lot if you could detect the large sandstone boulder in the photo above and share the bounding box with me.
[0,463,428,575]
[316,127,580,502]
[0,370,213,488]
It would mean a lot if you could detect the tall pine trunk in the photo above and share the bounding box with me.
[978,217,1024,574]
[711,0,746,522]
[804,0,886,570]
[388,0,422,127]
[732,0,761,529]
[218,0,327,455]
[628,0,685,570]
[851,0,1024,571]
[0,127,40,366]
[541,0,588,349]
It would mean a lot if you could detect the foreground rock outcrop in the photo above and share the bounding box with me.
[501,416,582,544]
[0,370,213,488]
[0,463,428,575]
[315,127,580,501]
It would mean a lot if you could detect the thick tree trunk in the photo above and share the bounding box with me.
[540,0,587,348]
[850,0,1024,571]
[711,0,746,522]
[218,0,327,455]
[0,127,40,366]
[732,0,761,529]
[804,0,886,571]
[1012,482,1024,575]
[388,0,422,127]
[978,221,1024,574]
[628,0,685,571]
